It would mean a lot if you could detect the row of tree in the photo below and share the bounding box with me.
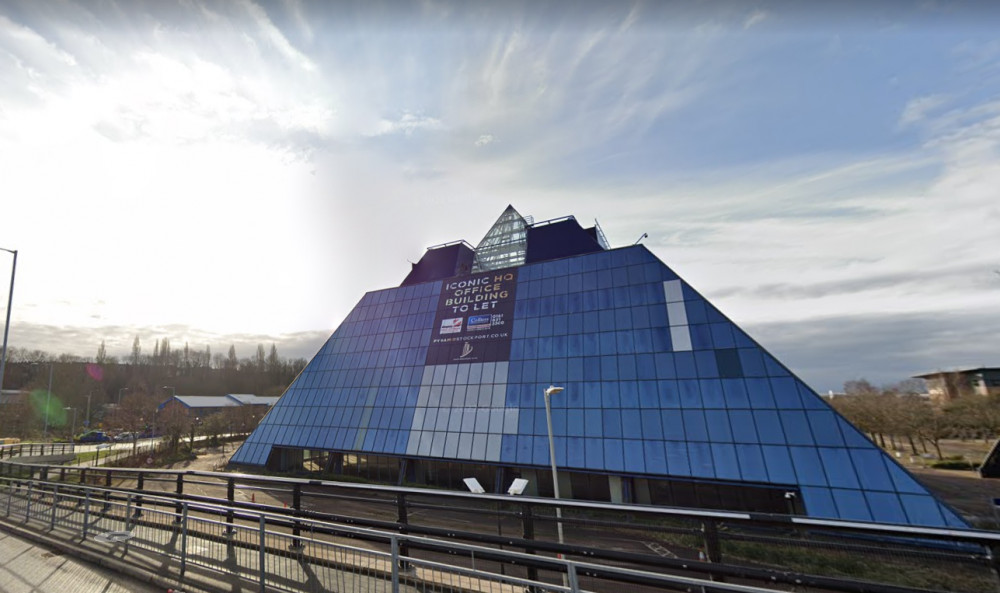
[831,379,998,459]
[0,339,307,439]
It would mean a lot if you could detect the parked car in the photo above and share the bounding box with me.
[113,432,135,442]
[77,430,109,443]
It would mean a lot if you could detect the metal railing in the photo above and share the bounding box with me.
[1,445,999,593]
[1,475,797,593]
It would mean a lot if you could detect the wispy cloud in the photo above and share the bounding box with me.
[743,9,767,30]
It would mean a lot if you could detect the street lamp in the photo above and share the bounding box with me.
[163,385,175,397]
[64,407,77,440]
[117,387,129,405]
[543,385,566,548]
[0,247,16,400]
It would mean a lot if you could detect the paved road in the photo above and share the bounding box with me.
[0,529,165,593]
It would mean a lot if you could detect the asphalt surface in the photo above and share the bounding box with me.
[0,529,166,593]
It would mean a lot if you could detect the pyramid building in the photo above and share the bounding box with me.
[231,206,966,528]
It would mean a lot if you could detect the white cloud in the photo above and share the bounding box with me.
[474,133,495,147]
[369,112,445,137]
[898,94,951,128]
[743,9,767,30]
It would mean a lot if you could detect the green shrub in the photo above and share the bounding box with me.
[930,460,976,470]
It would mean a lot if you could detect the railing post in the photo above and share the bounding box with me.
[226,477,235,535]
[396,491,409,571]
[83,490,91,540]
[50,485,58,530]
[290,483,303,550]
[522,502,538,583]
[258,514,267,593]
[391,536,401,593]
[567,563,581,593]
[25,482,32,519]
[5,478,12,517]
[174,473,184,521]
[103,470,112,510]
[702,520,723,568]
[134,472,144,517]
[180,502,189,575]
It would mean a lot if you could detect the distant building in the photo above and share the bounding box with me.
[158,393,280,417]
[913,367,1000,404]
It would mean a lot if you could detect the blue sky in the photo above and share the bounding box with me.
[0,1,998,392]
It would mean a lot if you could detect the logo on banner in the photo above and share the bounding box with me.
[468,314,492,331]
[459,342,474,358]
[440,317,463,335]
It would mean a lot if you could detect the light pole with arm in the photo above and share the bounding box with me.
[543,385,566,547]
[117,387,129,405]
[163,385,175,397]
[0,247,17,399]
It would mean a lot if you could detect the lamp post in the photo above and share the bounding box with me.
[42,362,54,438]
[163,385,175,397]
[543,385,566,548]
[85,392,92,428]
[0,247,16,400]
[64,407,76,440]
[117,387,129,405]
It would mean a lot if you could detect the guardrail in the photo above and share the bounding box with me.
[1,445,999,593]
[1,475,797,593]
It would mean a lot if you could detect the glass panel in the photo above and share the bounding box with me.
[819,447,860,489]
[789,447,827,486]
[735,444,768,481]
[761,445,797,483]
[664,441,690,475]
[866,491,907,524]
[831,488,872,521]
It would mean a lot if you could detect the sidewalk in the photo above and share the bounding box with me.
[0,528,167,593]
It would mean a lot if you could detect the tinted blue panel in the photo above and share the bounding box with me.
[638,381,659,408]
[624,440,645,472]
[866,491,907,524]
[662,410,685,440]
[700,379,724,408]
[780,410,815,445]
[798,382,827,410]
[644,440,667,473]
[790,447,828,486]
[819,448,860,489]
[690,325,714,350]
[687,442,715,478]
[584,409,602,437]
[679,380,701,407]
[654,352,677,379]
[621,409,642,435]
[762,445,798,483]
[838,417,875,448]
[721,379,750,408]
[753,410,786,444]
[532,435,550,466]
[585,438,604,467]
[745,378,777,407]
[693,350,718,376]
[685,298,707,323]
[681,410,708,441]
[641,410,664,439]
[704,410,733,442]
[848,449,894,491]
[603,439,624,472]
[603,409,623,438]
[831,489,872,521]
[664,441,690,476]
[601,382,620,407]
[636,354,657,379]
[658,381,681,408]
[566,437,586,468]
[651,327,672,351]
[674,352,697,378]
[887,462,929,494]
[729,410,758,443]
[801,486,837,518]
[807,412,845,447]
[711,443,740,480]
[735,444,768,481]
[770,378,802,408]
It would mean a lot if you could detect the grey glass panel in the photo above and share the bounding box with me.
[458,433,474,459]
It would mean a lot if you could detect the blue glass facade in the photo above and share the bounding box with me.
[231,243,966,528]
